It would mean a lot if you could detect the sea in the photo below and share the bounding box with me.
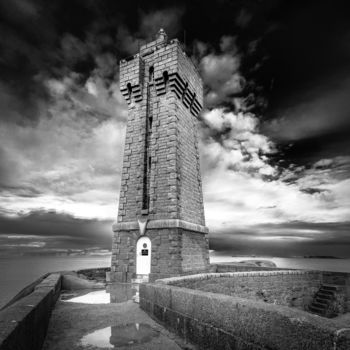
[0,253,349,309]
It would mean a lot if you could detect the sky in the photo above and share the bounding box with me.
[0,0,349,257]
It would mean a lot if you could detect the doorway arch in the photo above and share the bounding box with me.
[136,236,151,275]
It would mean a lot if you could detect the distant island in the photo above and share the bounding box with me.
[237,260,277,268]
[303,255,343,259]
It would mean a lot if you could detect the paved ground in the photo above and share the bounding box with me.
[43,286,187,350]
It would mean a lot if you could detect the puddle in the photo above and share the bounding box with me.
[61,283,139,304]
[80,323,160,348]
[108,283,138,303]
[63,290,110,304]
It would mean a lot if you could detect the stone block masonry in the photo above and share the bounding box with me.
[164,270,323,310]
[111,29,209,281]
[111,227,209,283]
[140,274,350,350]
[0,274,61,350]
[117,44,204,224]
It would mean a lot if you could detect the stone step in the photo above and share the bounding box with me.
[316,290,333,297]
[310,302,326,311]
[322,283,340,288]
[319,288,335,294]
[315,298,329,305]
[309,305,325,315]
[321,284,338,291]
[312,301,328,309]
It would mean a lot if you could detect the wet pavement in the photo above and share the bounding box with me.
[61,283,139,304]
[80,323,160,348]
[43,283,186,350]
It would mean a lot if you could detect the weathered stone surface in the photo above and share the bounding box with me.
[140,280,350,350]
[170,270,323,310]
[112,29,209,282]
[0,273,61,350]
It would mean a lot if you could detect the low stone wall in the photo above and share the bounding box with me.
[214,263,287,273]
[212,265,350,313]
[0,273,50,311]
[164,270,322,310]
[0,273,61,350]
[140,278,350,350]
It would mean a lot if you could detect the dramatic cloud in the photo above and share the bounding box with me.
[0,209,112,255]
[200,107,350,256]
[0,0,349,257]
[0,78,127,220]
[199,37,245,108]
[209,221,350,257]
[264,75,350,142]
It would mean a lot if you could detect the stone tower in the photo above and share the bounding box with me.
[111,29,209,282]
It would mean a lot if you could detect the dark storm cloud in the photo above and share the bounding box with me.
[0,209,112,253]
[0,0,186,125]
[209,221,350,258]
[0,0,349,255]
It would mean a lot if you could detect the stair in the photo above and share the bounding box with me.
[308,284,339,317]
[130,274,149,303]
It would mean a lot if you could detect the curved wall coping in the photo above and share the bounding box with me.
[155,270,321,285]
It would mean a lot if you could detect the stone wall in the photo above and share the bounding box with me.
[177,99,205,225]
[214,263,287,273]
[117,32,205,223]
[214,265,350,313]
[168,271,322,310]
[111,227,209,282]
[140,278,350,350]
[181,231,209,272]
[0,273,61,350]
[0,273,50,311]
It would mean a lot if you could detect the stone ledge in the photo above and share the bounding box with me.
[112,219,209,234]
[155,270,320,285]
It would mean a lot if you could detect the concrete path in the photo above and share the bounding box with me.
[43,285,186,350]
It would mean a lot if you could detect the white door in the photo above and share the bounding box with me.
[136,237,151,275]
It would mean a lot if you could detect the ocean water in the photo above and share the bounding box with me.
[0,255,111,309]
[0,253,350,309]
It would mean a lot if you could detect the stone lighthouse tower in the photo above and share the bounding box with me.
[111,29,209,282]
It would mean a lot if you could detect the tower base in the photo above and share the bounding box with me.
[111,220,210,283]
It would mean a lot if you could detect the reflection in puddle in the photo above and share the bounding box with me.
[81,326,113,348]
[107,283,138,303]
[62,283,139,304]
[80,323,160,348]
[63,290,110,304]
